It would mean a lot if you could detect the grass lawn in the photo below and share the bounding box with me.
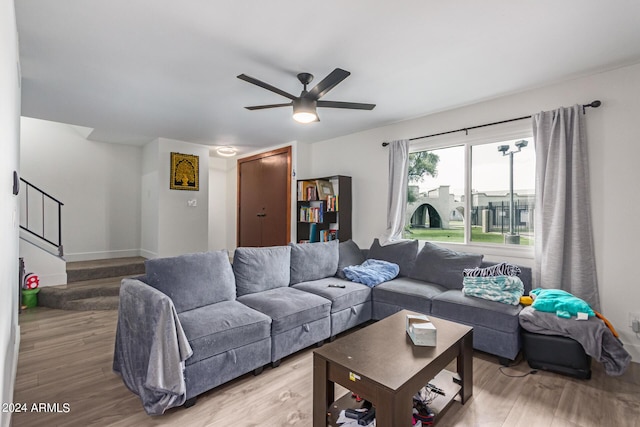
[404,226,533,245]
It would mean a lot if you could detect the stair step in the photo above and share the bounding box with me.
[38,275,128,310]
[66,256,146,283]
[63,296,120,311]
[36,256,147,311]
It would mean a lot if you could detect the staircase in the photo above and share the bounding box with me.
[38,257,146,310]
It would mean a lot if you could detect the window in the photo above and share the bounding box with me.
[403,128,535,247]
[470,138,535,246]
[406,145,465,242]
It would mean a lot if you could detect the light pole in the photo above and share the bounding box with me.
[497,140,528,244]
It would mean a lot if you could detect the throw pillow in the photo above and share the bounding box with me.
[409,242,483,290]
[336,239,366,279]
[289,240,339,285]
[366,238,418,277]
[145,250,235,313]
[233,246,291,297]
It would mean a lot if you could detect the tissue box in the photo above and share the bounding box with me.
[406,314,437,346]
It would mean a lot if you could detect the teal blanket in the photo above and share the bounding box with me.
[462,275,524,305]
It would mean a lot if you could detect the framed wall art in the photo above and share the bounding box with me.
[170,152,199,191]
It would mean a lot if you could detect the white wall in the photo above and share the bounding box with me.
[141,138,210,258]
[1,0,21,425]
[140,140,159,258]
[18,238,66,286]
[308,62,640,360]
[20,118,142,261]
[20,120,211,262]
[209,156,228,251]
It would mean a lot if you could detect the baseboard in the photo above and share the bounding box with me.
[139,249,157,260]
[64,249,143,262]
[1,325,20,427]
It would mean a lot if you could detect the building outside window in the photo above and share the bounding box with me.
[403,127,535,248]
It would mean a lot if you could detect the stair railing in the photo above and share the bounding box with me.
[19,178,64,257]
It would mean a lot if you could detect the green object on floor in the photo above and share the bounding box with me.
[22,288,40,308]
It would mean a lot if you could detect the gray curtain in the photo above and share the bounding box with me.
[532,105,600,310]
[382,139,410,245]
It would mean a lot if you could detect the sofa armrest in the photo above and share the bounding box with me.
[113,278,193,415]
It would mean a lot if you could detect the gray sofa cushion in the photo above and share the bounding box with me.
[336,239,366,279]
[373,277,447,314]
[233,246,291,297]
[431,290,522,333]
[289,240,339,285]
[366,238,418,277]
[292,277,371,313]
[410,242,483,290]
[144,250,235,313]
[178,300,272,366]
[237,287,331,335]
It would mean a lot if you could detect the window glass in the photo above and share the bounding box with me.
[404,145,465,243]
[471,138,535,246]
[404,135,535,246]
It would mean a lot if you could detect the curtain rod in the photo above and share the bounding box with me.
[381,100,601,147]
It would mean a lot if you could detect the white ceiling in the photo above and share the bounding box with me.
[15,1,640,155]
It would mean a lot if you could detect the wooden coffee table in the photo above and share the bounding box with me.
[313,310,473,426]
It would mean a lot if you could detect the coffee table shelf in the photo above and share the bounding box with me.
[326,370,463,426]
[313,310,473,427]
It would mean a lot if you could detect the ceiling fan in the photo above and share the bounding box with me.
[237,68,376,123]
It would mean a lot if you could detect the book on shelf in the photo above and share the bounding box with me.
[299,179,338,201]
[298,180,318,201]
[326,195,338,212]
[299,204,323,223]
[319,229,339,242]
[309,223,318,243]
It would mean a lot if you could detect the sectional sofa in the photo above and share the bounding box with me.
[113,238,531,415]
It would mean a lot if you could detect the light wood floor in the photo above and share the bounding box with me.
[12,307,640,427]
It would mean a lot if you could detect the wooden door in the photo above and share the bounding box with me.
[238,157,263,247]
[237,146,291,247]
[260,152,289,246]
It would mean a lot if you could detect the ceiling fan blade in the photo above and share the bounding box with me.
[237,74,297,101]
[317,100,376,110]
[304,68,351,100]
[245,103,292,110]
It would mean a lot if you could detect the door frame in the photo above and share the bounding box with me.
[237,145,292,247]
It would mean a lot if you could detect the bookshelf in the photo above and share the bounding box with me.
[296,175,352,243]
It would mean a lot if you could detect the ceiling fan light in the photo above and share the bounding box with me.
[292,111,317,123]
[216,146,237,157]
[292,98,318,124]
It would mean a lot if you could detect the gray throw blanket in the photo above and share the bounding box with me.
[519,306,630,376]
[113,279,193,415]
